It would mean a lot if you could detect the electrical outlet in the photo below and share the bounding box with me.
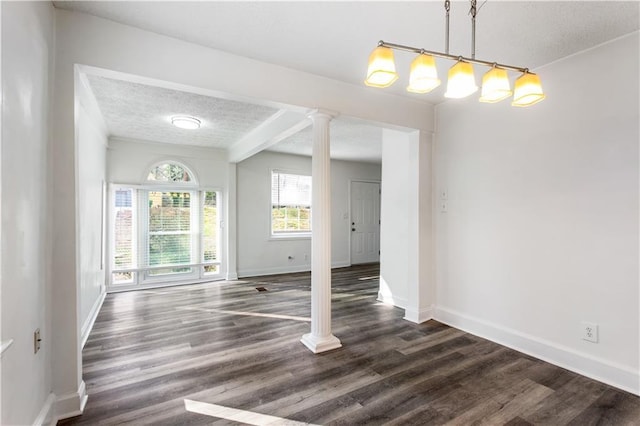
[581,322,598,343]
[34,329,41,354]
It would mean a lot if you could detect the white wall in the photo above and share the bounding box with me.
[379,129,435,321]
[76,75,108,346]
[1,2,55,424]
[108,138,229,187]
[49,9,432,417]
[379,130,412,307]
[237,150,381,277]
[434,32,639,394]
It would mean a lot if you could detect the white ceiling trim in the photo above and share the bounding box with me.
[228,110,311,163]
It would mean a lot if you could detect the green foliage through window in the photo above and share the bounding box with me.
[147,162,192,182]
[271,171,311,234]
[112,187,219,284]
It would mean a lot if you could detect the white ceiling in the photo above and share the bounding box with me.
[269,117,383,163]
[87,75,280,148]
[66,1,639,162]
[85,74,384,162]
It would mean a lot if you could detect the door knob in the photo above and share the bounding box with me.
[352,228,356,232]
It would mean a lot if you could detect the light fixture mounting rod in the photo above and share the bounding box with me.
[470,0,477,59]
[378,40,529,73]
[444,0,451,54]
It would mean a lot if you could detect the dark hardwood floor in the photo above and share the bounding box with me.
[60,264,640,425]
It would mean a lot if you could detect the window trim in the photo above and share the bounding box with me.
[107,182,225,290]
[269,169,312,238]
[142,159,198,186]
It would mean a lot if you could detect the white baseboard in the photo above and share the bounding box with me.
[33,393,56,426]
[226,272,239,280]
[434,306,640,396]
[404,305,434,324]
[238,261,350,279]
[107,276,226,293]
[55,381,88,421]
[239,264,311,278]
[81,291,106,348]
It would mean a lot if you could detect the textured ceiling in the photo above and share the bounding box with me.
[85,75,384,162]
[56,1,640,103]
[270,117,383,164]
[86,75,279,148]
[73,1,639,163]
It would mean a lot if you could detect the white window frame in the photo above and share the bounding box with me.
[270,169,312,240]
[200,189,222,277]
[139,188,200,283]
[107,161,225,291]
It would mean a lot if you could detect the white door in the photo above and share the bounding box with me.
[350,181,381,264]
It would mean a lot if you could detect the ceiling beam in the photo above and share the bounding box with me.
[228,109,310,163]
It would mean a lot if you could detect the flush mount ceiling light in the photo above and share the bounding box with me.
[364,0,545,107]
[171,115,201,130]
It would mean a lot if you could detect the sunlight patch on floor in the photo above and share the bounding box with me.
[179,306,311,322]
[358,275,379,281]
[184,399,319,425]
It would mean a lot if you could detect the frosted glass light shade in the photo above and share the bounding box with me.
[479,67,512,103]
[364,46,399,88]
[171,116,201,129]
[406,54,441,94]
[512,72,545,107]
[444,61,478,98]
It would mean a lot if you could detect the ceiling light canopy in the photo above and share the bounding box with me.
[171,115,201,130]
[364,0,545,107]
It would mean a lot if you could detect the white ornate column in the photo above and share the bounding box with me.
[301,110,342,353]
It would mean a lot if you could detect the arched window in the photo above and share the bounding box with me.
[146,161,195,183]
[110,160,220,289]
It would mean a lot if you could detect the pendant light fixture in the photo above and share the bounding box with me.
[407,53,441,94]
[479,66,512,103]
[364,46,399,88]
[364,0,545,107]
[444,60,478,99]
[512,72,546,107]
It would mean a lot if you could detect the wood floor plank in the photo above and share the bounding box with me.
[59,264,640,425]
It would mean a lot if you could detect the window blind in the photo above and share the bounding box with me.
[111,187,219,285]
[271,171,312,233]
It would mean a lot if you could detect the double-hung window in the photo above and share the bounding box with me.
[110,162,221,288]
[271,171,311,236]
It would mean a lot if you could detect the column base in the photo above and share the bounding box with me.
[300,333,342,354]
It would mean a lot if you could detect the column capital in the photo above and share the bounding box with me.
[307,108,339,121]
